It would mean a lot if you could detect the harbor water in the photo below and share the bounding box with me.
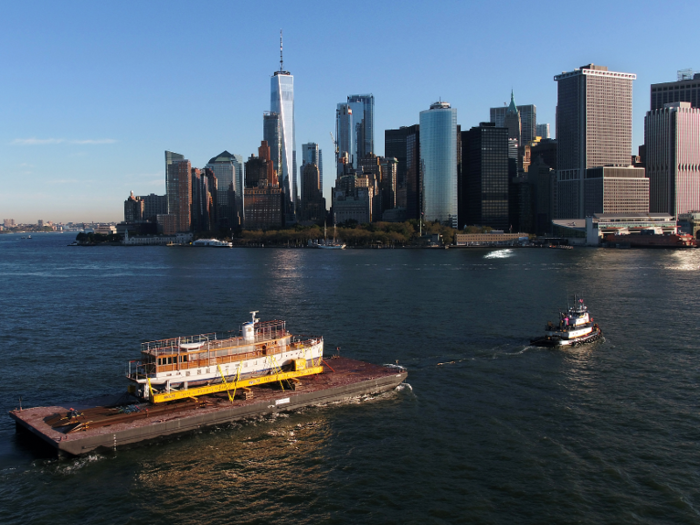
[1,232,699,524]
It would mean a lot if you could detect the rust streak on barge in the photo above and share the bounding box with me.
[10,357,407,457]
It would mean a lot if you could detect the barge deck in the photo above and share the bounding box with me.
[10,357,407,457]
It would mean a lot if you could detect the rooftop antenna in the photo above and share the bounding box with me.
[279,29,284,72]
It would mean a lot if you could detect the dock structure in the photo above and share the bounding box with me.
[10,358,407,457]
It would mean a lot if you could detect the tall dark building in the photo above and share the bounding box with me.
[461,123,509,230]
[191,168,217,233]
[165,151,191,233]
[263,112,281,176]
[650,71,700,110]
[300,162,326,224]
[385,125,420,219]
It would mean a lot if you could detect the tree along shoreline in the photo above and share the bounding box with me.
[74,221,499,247]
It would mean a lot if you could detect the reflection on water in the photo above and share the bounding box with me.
[132,413,332,523]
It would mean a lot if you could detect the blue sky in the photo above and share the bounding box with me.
[1,0,698,223]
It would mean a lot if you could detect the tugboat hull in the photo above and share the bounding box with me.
[530,326,603,347]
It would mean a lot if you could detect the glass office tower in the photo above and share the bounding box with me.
[419,102,458,227]
[271,70,296,216]
[347,94,374,164]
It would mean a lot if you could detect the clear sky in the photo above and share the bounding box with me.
[1,0,698,223]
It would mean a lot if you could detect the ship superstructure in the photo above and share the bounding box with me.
[531,297,602,347]
[127,312,323,400]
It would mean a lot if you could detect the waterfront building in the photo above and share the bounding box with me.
[138,193,167,222]
[347,94,374,163]
[332,187,372,225]
[529,156,555,235]
[582,167,648,216]
[554,64,636,218]
[165,151,192,232]
[650,70,700,110]
[205,150,242,228]
[270,33,296,219]
[336,104,354,174]
[302,143,323,197]
[536,123,550,139]
[645,102,700,217]
[420,101,458,227]
[461,123,509,230]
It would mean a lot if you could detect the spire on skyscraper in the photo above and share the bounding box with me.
[507,90,518,114]
[279,29,284,72]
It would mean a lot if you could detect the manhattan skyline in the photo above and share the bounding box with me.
[1,0,699,223]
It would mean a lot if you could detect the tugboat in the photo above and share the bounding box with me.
[530,296,602,347]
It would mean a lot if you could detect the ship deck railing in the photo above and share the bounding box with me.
[140,320,289,357]
[128,335,322,379]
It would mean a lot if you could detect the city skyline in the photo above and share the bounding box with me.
[2,1,699,223]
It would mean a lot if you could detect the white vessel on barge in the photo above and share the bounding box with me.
[127,312,323,400]
[530,297,602,347]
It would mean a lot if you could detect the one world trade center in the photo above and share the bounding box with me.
[271,31,296,220]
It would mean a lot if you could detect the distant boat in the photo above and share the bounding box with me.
[21,235,32,239]
[192,238,232,248]
[313,216,346,249]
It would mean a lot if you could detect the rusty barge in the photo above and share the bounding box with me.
[9,313,408,456]
[11,357,406,457]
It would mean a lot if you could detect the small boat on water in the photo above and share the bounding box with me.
[192,238,232,248]
[530,296,602,347]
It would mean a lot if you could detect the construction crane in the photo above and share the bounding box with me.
[329,131,339,170]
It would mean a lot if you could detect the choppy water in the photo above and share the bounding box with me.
[1,232,700,524]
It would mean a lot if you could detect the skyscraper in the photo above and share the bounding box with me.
[336,104,354,174]
[645,102,700,217]
[347,94,374,161]
[385,125,421,219]
[302,143,323,194]
[461,123,509,230]
[206,151,242,228]
[263,111,281,177]
[554,63,636,218]
[503,91,522,145]
[536,123,550,139]
[490,97,536,144]
[270,32,296,219]
[165,151,191,233]
[419,101,458,227]
[244,141,283,230]
[650,71,700,110]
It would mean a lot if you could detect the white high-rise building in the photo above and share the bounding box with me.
[645,102,700,217]
[554,64,636,218]
[271,32,296,219]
